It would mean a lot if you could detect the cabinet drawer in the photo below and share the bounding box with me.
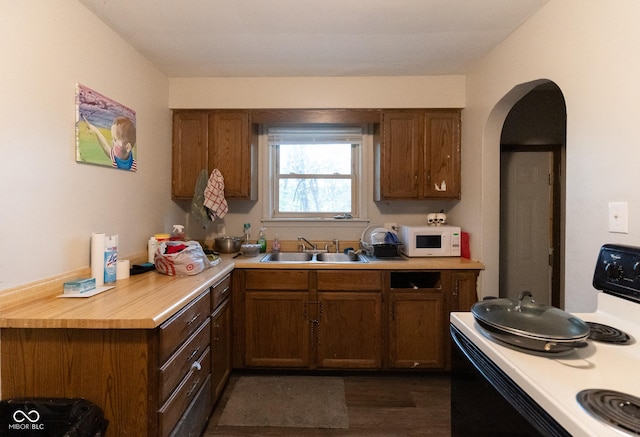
[317,270,382,290]
[159,318,210,404]
[211,273,231,310]
[169,375,212,437]
[159,291,210,363]
[244,270,309,290]
[159,346,211,437]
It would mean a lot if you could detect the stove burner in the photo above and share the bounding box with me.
[578,389,640,435]
[587,322,632,344]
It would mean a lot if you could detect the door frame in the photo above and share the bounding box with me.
[500,143,563,308]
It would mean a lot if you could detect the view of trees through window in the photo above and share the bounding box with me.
[277,143,353,213]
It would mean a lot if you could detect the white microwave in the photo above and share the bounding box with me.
[397,225,461,257]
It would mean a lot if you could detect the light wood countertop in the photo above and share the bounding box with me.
[0,261,234,330]
[0,254,482,330]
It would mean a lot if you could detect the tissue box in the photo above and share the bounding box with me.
[63,278,96,294]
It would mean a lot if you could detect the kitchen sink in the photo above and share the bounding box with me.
[262,252,314,262]
[315,252,363,263]
[260,252,368,263]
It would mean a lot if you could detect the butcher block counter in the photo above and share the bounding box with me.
[0,260,234,329]
[0,260,234,437]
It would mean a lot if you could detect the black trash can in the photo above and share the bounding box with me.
[0,398,108,436]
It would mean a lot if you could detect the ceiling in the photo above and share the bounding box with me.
[79,0,549,77]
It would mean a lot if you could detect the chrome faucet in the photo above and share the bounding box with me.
[324,239,340,253]
[298,236,316,252]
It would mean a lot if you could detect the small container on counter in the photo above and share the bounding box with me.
[155,233,170,242]
[257,228,267,253]
[148,237,158,263]
[272,233,281,252]
[241,244,261,257]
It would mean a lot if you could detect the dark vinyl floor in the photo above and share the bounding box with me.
[203,372,451,436]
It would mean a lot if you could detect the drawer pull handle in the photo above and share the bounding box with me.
[187,348,200,362]
[186,313,201,326]
[186,379,200,397]
[191,361,202,371]
[220,286,229,296]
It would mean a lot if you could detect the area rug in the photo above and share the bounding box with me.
[218,375,349,429]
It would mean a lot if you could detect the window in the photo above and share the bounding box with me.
[267,125,364,219]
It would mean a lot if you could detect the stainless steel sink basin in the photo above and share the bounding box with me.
[260,252,367,263]
[315,253,365,263]
[261,252,314,262]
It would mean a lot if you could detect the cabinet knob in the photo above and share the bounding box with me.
[191,361,202,371]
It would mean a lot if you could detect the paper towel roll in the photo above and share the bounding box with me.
[91,233,105,286]
[116,259,130,280]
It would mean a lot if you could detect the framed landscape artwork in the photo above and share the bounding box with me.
[75,83,137,171]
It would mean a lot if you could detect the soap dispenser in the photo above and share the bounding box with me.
[272,233,281,253]
[257,228,267,253]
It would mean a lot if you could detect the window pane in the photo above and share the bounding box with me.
[278,178,352,212]
[279,144,352,175]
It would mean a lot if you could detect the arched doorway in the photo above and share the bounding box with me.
[499,82,566,307]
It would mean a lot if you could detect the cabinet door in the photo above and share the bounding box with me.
[208,111,256,199]
[244,291,310,367]
[377,111,424,199]
[316,292,382,369]
[424,111,461,198]
[211,298,231,402]
[451,270,479,312]
[172,111,208,199]
[388,291,447,369]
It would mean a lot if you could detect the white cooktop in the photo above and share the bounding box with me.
[451,292,640,437]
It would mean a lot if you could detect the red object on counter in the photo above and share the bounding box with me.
[165,243,187,254]
[461,232,470,259]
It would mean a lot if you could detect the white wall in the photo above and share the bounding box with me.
[169,76,465,109]
[461,0,640,311]
[0,1,181,291]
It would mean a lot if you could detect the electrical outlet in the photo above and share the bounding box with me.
[384,223,397,231]
[609,202,629,233]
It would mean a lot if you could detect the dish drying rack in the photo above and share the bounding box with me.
[360,224,402,257]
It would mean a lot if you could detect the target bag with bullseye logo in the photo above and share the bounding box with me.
[154,241,210,276]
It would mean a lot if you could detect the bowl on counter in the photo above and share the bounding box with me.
[215,236,242,253]
[241,244,261,257]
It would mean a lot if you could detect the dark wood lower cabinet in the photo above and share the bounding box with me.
[316,291,382,369]
[211,298,232,400]
[235,268,479,372]
[0,274,235,437]
[388,290,448,369]
[244,291,311,368]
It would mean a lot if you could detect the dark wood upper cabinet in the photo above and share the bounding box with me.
[172,110,257,200]
[172,110,208,199]
[376,109,461,200]
[172,108,461,201]
[424,110,461,199]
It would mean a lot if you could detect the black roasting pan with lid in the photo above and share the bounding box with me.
[471,291,590,353]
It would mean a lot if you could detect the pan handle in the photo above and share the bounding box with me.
[544,341,589,352]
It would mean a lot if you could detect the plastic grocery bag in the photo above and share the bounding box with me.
[154,241,211,276]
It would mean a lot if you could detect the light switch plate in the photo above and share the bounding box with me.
[609,202,629,233]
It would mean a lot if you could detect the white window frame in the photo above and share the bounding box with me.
[261,124,371,227]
